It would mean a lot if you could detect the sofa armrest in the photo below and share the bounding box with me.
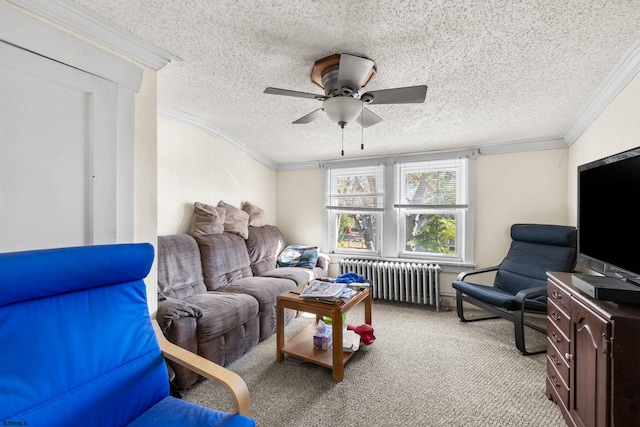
[156,297,203,332]
[316,252,330,270]
[152,320,252,417]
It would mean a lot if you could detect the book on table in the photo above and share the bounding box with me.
[300,281,348,302]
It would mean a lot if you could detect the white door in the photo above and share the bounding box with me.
[0,41,119,252]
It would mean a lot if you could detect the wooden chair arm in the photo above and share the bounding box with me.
[152,320,251,417]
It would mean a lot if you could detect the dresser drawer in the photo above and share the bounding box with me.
[546,361,569,408]
[547,316,569,356]
[547,280,570,316]
[547,299,570,335]
[547,346,569,383]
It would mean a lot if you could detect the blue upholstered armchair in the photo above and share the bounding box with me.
[0,243,255,426]
[452,224,577,355]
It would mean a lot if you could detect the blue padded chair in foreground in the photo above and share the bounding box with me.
[452,224,577,355]
[0,243,255,426]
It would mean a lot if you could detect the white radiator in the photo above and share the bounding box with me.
[339,259,441,311]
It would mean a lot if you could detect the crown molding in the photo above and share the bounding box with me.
[7,0,178,71]
[276,162,322,171]
[564,39,640,144]
[478,136,568,155]
[158,105,278,170]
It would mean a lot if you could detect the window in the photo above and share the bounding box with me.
[324,152,474,265]
[326,165,384,254]
[395,158,469,261]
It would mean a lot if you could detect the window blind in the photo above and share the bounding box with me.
[394,157,469,208]
[326,164,385,211]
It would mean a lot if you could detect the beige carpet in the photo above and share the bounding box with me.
[182,301,565,426]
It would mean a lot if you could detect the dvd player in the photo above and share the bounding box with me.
[571,274,640,304]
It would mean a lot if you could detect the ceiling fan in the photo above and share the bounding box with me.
[264,53,428,129]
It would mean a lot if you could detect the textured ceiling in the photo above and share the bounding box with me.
[72,0,640,165]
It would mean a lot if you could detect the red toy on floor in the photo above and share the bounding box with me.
[347,324,376,345]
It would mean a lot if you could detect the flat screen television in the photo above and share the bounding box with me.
[575,146,640,302]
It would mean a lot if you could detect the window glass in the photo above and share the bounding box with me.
[326,165,384,254]
[402,212,456,255]
[336,213,378,251]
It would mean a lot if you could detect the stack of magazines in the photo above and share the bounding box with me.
[299,280,353,303]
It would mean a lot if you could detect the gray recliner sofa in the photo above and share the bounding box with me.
[157,225,328,389]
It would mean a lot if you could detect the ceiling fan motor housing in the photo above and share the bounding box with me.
[312,53,377,98]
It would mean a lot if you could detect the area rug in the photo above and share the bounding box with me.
[182,301,565,426]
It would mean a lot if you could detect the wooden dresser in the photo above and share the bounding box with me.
[546,272,640,427]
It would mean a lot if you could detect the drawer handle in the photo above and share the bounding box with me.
[550,353,560,365]
[551,312,561,321]
[551,332,561,343]
[565,353,573,361]
[551,290,562,300]
[550,374,560,387]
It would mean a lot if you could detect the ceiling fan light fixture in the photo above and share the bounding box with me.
[323,96,362,125]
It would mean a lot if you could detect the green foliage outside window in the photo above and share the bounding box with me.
[405,213,455,254]
[403,169,458,255]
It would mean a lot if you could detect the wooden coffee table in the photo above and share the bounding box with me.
[276,284,372,381]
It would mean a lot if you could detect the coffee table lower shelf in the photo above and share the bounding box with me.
[281,322,355,369]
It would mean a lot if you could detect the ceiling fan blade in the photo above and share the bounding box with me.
[356,108,383,128]
[337,54,375,92]
[292,108,324,124]
[264,87,326,100]
[361,85,428,105]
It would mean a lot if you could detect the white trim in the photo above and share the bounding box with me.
[7,0,178,71]
[564,39,640,144]
[116,86,136,242]
[0,2,143,92]
[478,136,567,155]
[158,105,278,170]
[277,161,322,171]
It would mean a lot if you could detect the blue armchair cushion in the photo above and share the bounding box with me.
[0,243,255,427]
[451,281,547,312]
[128,397,254,427]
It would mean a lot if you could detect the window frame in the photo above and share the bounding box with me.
[322,150,475,266]
[395,157,469,262]
[325,164,385,256]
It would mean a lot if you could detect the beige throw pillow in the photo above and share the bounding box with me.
[189,202,226,236]
[217,200,250,239]
[242,201,266,227]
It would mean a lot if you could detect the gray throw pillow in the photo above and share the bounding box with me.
[243,201,266,227]
[218,200,250,239]
[189,202,226,236]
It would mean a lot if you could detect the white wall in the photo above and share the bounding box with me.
[157,117,277,235]
[474,148,569,268]
[276,168,324,246]
[134,66,159,313]
[568,72,640,224]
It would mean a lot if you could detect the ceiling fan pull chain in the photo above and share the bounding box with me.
[361,103,364,150]
[341,123,345,156]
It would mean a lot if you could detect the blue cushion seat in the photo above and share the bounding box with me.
[451,281,547,312]
[128,397,252,427]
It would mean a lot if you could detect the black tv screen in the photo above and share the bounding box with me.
[578,146,640,280]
